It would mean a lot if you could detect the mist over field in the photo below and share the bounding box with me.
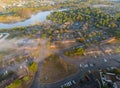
[0,0,120,88]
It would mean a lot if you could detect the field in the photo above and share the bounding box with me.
[40,54,77,83]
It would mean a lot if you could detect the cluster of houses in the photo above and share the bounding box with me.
[60,67,120,88]
[0,52,34,88]
[0,0,58,9]
[100,68,120,88]
[0,0,26,9]
[49,21,111,50]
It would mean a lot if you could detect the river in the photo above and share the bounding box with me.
[0,9,67,29]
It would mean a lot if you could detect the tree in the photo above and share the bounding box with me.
[115,30,120,39]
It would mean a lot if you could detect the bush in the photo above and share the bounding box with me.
[64,48,85,57]
[113,69,120,74]
[28,62,38,73]
[6,79,22,88]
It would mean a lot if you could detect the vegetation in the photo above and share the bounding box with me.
[0,0,90,23]
[113,68,120,75]
[64,48,85,57]
[0,50,11,61]
[0,71,13,82]
[0,26,41,39]
[6,76,31,88]
[1,1,120,88]
[115,31,120,39]
[115,46,120,53]
[0,5,56,23]
[109,68,120,75]
[47,7,117,26]
[6,79,22,88]
[47,7,120,39]
[102,85,109,88]
[28,62,38,74]
[0,7,40,23]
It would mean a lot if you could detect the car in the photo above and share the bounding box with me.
[94,55,97,58]
[72,80,76,84]
[60,81,73,88]
[60,85,64,88]
[67,81,72,86]
[110,67,116,69]
[20,66,23,69]
[79,64,82,68]
[104,58,107,63]
[4,70,8,75]
[89,63,94,67]
[84,64,88,68]
[88,70,91,73]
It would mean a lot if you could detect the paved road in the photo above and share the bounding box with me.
[30,40,47,88]
[30,61,43,88]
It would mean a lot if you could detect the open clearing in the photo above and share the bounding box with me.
[39,54,77,83]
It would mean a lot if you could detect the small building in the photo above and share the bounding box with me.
[105,48,113,53]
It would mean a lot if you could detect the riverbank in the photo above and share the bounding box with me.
[0,4,64,24]
[0,8,68,29]
[0,7,41,23]
[0,0,89,24]
[0,16,26,23]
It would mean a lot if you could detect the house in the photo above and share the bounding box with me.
[50,42,56,48]
[68,22,82,30]
[100,70,120,88]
